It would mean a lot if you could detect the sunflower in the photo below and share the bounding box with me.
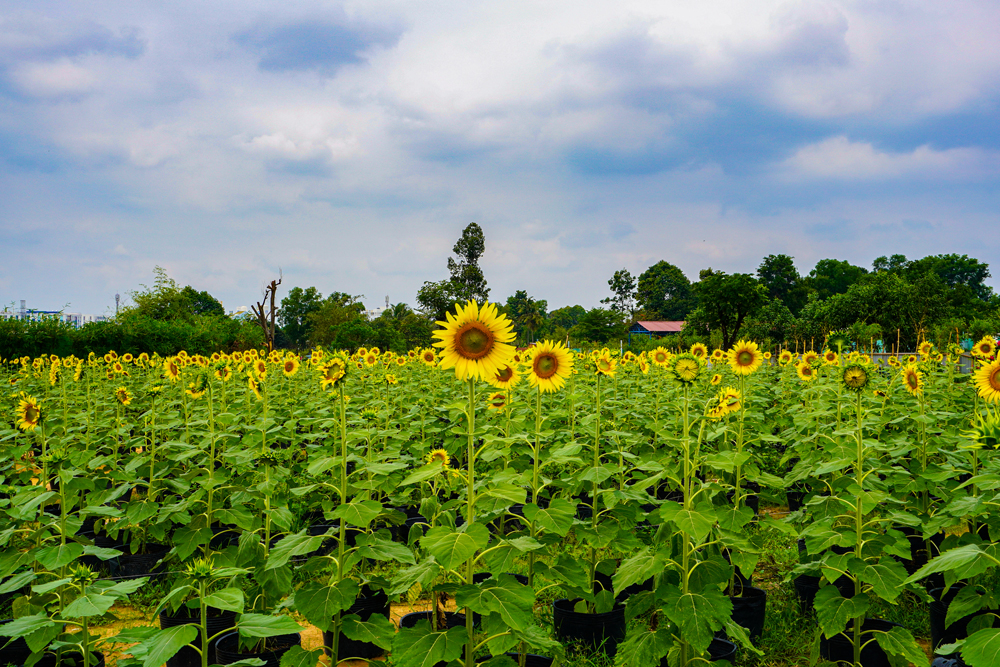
[710,373,722,385]
[651,347,672,366]
[802,351,819,366]
[103,353,114,364]
[113,361,126,374]
[385,374,399,385]
[283,358,300,377]
[795,362,815,382]
[974,337,996,358]
[138,352,150,365]
[420,348,438,366]
[873,389,887,398]
[906,355,917,365]
[254,359,268,379]
[122,353,134,363]
[116,386,132,406]
[842,364,870,392]
[918,341,934,357]
[710,349,725,362]
[690,343,708,360]
[528,340,573,392]
[887,356,900,368]
[490,363,520,390]
[432,301,516,382]
[720,387,742,414]
[822,350,838,366]
[364,353,378,366]
[247,374,262,400]
[594,351,617,378]
[164,358,181,382]
[426,449,450,466]
[669,353,702,385]
[395,357,407,367]
[319,357,348,389]
[357,347,369,358]
[728,340,763,376]
[778,350,794,366]
[902,364,923,396]
[763,351,772,360]
[73,361,83,382]
[487,391,508,410]
[637,358,650,374]
[974,359,1000,402]
[16,394,41,431]
[215,366,232,382]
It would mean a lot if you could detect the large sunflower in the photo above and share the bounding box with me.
[728,340,763,376]
[17,394,41,431]
[164,358,181,382]
[974,359,1000,402]
[918,341,934,357]
[528,340,573,392]
[487,391,508,410]
[778,350,794,366]
[795,362,815,382]
[115,386,132,406]
[283,358,300,377]
[902,364,923,396]
[669,353,702,385]
[973,336,996,358]
[802,351,819,366]
[593,351,617,378]
[842,364,870,393]
[490,363,520,390]
[432,301,516,382]
[690,343,708,360]
[319,357,348,389]
[650,347,672,366]
[822,350,838,366]
[420,348,438,366]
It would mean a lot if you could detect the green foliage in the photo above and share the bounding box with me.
[757,254,808,315]
[601,269,636,318]
[805,259,868,301]
[636,261,694,320]
[685,272,769,349]
[572,308,627,344]
[504,290,547,344]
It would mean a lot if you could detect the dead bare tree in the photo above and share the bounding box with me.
[251,270,282,352]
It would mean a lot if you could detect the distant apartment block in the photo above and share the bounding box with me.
[0,300,108,327]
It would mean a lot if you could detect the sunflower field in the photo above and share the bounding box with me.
[2,301,1000,667]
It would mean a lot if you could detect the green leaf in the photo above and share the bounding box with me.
[0,570,35,594]
[355,534,416,565]
[613,548,662,592]
[202,588,245,614]
[947,586,988,629]
[613,627,672,667]
[814,587,869,639]
[392,621,467,667]
[31,577,72,594]
[455,575,533,631]
[237,613,303,638]
[522,499,575,537]
[266,530,328,570]
[420,524,489,571]
[34,543,84,570]
[340,613,395,650]
[105,627,159,644]
[659,503,715,543]
[859,561,907,603]
[875,626,926,666]
[293,579,360,632]
[716,504,754,532]
[904,544,994,585]
[662,585,732,655]
[332,500,383,529]
[402,463,448,485]
[134,625,199,667]
[63,592,117,618]
[962,628,1000,667]
[389,560,442,596]
[0,614,54,638]
[277,645,324,667]
[82,545,123,561]
[100,577,149,598]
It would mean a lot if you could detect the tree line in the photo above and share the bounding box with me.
[2,225,996,359]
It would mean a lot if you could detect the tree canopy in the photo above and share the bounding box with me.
[636,261,694,320]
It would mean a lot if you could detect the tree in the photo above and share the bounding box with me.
[685,272,769,349]
[180,286,225,317]
[128,267,225,322]
[636,261,694,320]
[601,269,636,318]
[504,290,547,343]
[742,298,795,347]
[904,254,993,301]
[805,259,868,300]
[279,286,325,350]
[872,254,909,274]
[416,280,463,321]
[447,222,490,303]
[250,273,282,352]
[306,293,364,347]
[573,308,627,344]
[548,305,586,330]
[757,254,807,314]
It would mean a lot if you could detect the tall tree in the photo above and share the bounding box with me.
[601,268,637,318]
[904,254,993,301]
[806,259,868,301]
[636,261,694,320]
[685,272,769,349]
[573,307,627,344]
[505,290,547,343]
[757,254,807,314]
[447,222,490,303]
[872,254,909,274]
[279,286,325,350]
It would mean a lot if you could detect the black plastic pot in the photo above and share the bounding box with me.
[159,608,237,667]
[398,611,467,630]
[110,543,169,579]
[819,618,901,667]
[930,586,999,650]
[0,619,32,667]
[786,488,807,512]
[552,599,626,656]
[722,549,754,590]
[793,575,854,614]
[729,586,766,641]
[323,586,390,660]
[658,638,737,664]
[216,632,300,667]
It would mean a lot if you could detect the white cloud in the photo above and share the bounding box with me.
[782,135,1000,180]
[12,58,97,97]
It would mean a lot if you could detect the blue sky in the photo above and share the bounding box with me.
[2,0,1000,315]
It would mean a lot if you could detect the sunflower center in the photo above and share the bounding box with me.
[737,351,753,366]
[25,405,39,422]
[989,368,1000,391]
[907,373,918,389]
[496,366,514,382]
[457,324,493,359]
[534,354,558,379]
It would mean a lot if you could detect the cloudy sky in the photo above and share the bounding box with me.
[2,0,1000,315]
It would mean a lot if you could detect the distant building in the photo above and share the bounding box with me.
[0,300,108,327]
[628,320,685,344]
